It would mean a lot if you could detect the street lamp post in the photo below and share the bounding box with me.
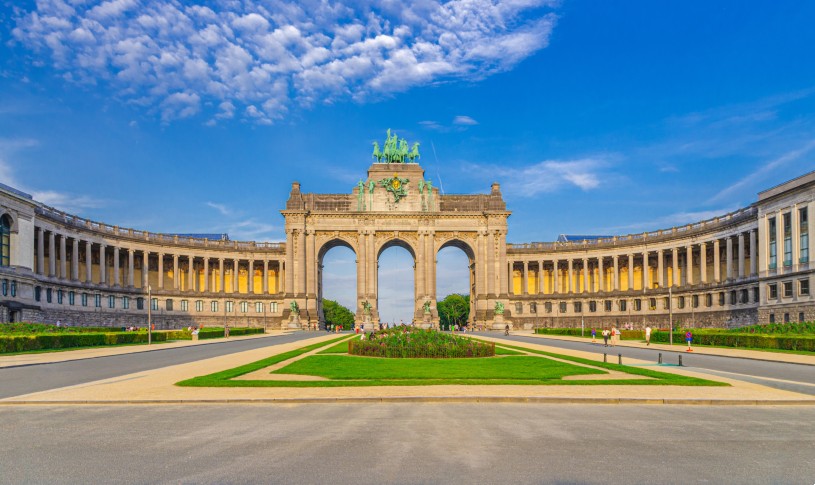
[669,286,673,346]
[147,285,152,345]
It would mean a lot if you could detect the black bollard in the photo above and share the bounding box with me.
[603,353,607,363]
[678,355,683,367]
[658,353,663,364]
[618,354,622,365]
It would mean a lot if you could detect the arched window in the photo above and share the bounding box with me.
[0,214,11,266]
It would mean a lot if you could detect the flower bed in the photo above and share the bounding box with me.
[348,328,495,358]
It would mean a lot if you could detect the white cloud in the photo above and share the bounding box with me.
[12,0,559,123]
[599,208,738,235]
[205,201,231,216]
[452,115,478,126]
[470,157,613,197]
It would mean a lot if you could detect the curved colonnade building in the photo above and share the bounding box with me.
[0,164,813,330]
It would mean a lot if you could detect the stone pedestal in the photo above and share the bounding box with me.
[362,314,377,332]
[491,313,511,330]
[287,313,301,329]
[417,312,432,329]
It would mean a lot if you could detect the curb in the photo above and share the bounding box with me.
[2,396,814,406]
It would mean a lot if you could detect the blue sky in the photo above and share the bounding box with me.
[2,0,815,321]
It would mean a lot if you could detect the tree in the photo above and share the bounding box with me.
[322,299,355,330]
[436,294,470,330]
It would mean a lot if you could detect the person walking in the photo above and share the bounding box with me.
[686,330,693,352]
[610,326,618,346]
[602,328,609,347]
[504,324,510,336]
[645,325,652,346]
[591,328,596,343]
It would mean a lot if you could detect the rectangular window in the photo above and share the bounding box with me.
[136,297,144,310]
[81,293,88,307]
[226,300,234,313]
[768,284,778,299]
[729,291,736,305]
[692,295,699,308]
[515,302,523,315]
[740,289,748,304]
[633,299,641,311]
[68,291,75,306]
[718,292,725,306]
[122,296,129,309]
[108,295,115,308]
[705,293,712,307]
[559,302,567,313]
[769,313,775,323]
[255,302,264,313]
[211,301,219,312]
[57,289,63,304]
[1,279,7,297]
[648,298,656,311]
[768,216,777,269]
[151,298,158,311]
[240,301,249,313]
[677,296,685,309]
[270,302,278,313]
[180,300,188,312]
[604,300,612,312]
[196,300,204,312]
[618,300,627,312]
[589,301,597,313]
[783,281,793,298]
[9,281,15,297]
[800,207,809,263]
[529,302,537,314]
[35,286,41,302]
[166,299,173,311]
[94,294,101,308]
[573,302,582,313]
[663,297,670,310]
[800,279,810,296]
[799,312,805,323]
[46,288,52,303]
[544,301,552,313]
[783,212,792,267]
[753,287,760,303]
[784,312,790,323]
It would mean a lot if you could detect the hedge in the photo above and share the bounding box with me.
[164,327,265,340]
[0,332,168,353]
[349,328,495,358]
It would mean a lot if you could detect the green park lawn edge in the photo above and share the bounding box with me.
[177,336,725,388]
[0,339,174,356]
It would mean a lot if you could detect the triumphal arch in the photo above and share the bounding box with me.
[282,130,510,329]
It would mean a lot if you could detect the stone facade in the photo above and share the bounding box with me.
[1,162,814,331]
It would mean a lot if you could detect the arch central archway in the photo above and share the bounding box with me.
[317,238,357,329]
[437,239,477,327]
[376,238,416,327]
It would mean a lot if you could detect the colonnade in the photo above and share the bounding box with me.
[509,230,759,296]
[33,226,285,295]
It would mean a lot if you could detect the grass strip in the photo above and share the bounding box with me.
[176,335,350,387]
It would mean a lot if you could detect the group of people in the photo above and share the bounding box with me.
[590,325,693,351]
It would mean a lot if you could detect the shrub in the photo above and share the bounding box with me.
[348,328,495,358]
[0,331,167,353]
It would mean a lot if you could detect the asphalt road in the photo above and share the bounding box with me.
[0,332,322,399]
[1,403,813,484]
[488,333,815,395]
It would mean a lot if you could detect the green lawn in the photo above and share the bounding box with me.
[177,335,726,388]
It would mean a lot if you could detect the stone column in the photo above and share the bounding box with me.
[613,255,619,291]
[522,261,529,295]
[567,259,574,294]
[553,260,559,294]
[738,232,745,278]
[219,258,224,292]
[128,249,135,287]
[99,244,107,285]
[713,239,721,282]
[298,230,307,296]
[487,231,496,296]
[657,249,664,288]
[369,232,378,300]
[278,261,284,293]
[357,231,366,303]
[749,230,757,276]
[112,247,120,287]
[672,248,679,287]
[598,256,605,292]
[791,206,800,269]
[776,211,784,273]
[248,259,255,294]
[726,236,733,280]
[686,245,693,286]
[700,243,707,283]
[627,254,634,291]
[582,258,589,293]
[538,260,545,294]
[642,251,649,291]
[416,232,426,298]
[285,230,295,294]
[204,257,210,292]
[85,241,92,283]
[263,260,269,294]
[306,231,316,297]
[71,238,79,281]
[188,256,195,291]
[142,251,149,288]
[173,254,179,289]
[497,231,508,296]
[48,231,56,277]
[507,261,513,294]
[36,227,45,275]
[59,235,67,279]
[158,254,164,289]
[233,259,239,293]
